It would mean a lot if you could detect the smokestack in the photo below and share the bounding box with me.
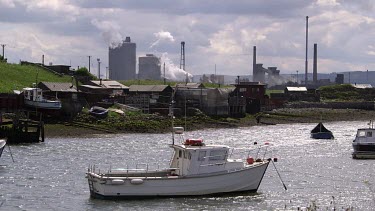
[180,41,185,71]
[253,46,256,80]
[42,54,44,66]
[125,37,131,42]
[305,16,309,86]
[313,43,317,84]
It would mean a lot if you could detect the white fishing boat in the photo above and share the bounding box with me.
[352,121,375,159]
[86,127,273,199]
[22,87,62,110]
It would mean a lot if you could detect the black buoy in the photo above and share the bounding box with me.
[254,141,258,145]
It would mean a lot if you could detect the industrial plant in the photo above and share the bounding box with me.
[109,37,136,80]
[138,54,161,80]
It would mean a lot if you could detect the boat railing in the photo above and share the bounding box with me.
[197,144,271,172]
[88,162,175,179]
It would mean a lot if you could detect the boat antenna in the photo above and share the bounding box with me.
[271,159,287,191]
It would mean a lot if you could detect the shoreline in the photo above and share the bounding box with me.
[43,108,375,138]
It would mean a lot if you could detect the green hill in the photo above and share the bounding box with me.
[0,62,72,93]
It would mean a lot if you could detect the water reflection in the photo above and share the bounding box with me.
[0,121,374,210]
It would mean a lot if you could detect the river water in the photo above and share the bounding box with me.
[1,121,374,210]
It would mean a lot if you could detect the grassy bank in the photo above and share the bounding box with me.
[0,62,72,93]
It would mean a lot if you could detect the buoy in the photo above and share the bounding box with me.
[273,158,278,162]
[111,179,125,185]
[265,142,270,145]
[246,157,254,164]
[130,179,144,185]
[253,142,258,145]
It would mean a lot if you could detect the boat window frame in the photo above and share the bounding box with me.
[367,131,372,137]
[198,151,206,161]
[357,131,366,137]
[208,149,228,161]
[178,150,182,158]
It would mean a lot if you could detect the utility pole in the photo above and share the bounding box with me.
[97,58,101,81]
[1,44,5,59]
[88,56,91,72]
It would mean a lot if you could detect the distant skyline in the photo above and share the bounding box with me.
[0,0,374,80]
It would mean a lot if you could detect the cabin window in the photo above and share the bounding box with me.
[209,150,227,161]
[178,150,182,158]
[188,152,192,160]
[183,151,187,159]
[358,131,366,137]
[367,132,372,137]
[198,151,206,161]
[239,88,247,92]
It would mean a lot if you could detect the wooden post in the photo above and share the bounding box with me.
[41,121,45,142]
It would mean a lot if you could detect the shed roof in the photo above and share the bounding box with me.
[286,87,307,92]
[352,84,372,89]
[175,83,205,89]
[129,85,170,92]
[38,82,77,92]
[90,80,129,89]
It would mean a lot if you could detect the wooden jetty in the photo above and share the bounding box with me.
[0,114,45,144]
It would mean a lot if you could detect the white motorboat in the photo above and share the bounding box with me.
[352,121,375,159]
[22,87,62,110]
[86,127,272,199]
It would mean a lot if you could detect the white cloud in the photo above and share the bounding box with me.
[1,1,375,78]
[0,0,15,8]
[316,0,340,7]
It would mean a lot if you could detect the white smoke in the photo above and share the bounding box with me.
[150,30,175,48]
[160,53,193,81]
[91,19,123,48]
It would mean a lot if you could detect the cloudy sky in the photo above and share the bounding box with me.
[0,0,374,80]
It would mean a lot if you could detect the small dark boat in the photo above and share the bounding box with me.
[0,138,6,159]
[89,106,108,118]
[311,122,334,139]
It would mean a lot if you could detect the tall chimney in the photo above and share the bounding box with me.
[305,16,309,86]
[253,46,256,81]
[313,43,317,84]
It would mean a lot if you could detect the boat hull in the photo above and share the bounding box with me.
[87,161,269,199]
[352,143,375,159]
[24,100,62,110]
[311,132,334,139]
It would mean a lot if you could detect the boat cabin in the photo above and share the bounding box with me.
[169,139,244,176]
[355,128,375,143]
[23,87,44,102]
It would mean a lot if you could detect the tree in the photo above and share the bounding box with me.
[0,55,7,63]
[74,67,97,80]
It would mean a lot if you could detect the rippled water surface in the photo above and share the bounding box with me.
[1,121,375,210]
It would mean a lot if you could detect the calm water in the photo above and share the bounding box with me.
[1,121,375,210]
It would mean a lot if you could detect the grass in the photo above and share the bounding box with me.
[0,62,72,93]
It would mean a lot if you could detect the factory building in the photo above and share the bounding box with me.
[138,54,161,80]
[109,37,136,80]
